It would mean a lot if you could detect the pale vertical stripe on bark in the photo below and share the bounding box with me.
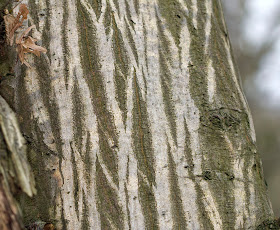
[207,60,216,104]
[143,1,173,228]
[25,67,56,152]
[205,0,216,104]
[126,70,145,229]
[191,0,198,29]
[49,0,78,227]
[65,0,101,228]
[158,18,201,229]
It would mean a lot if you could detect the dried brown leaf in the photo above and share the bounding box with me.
[17,35,47,67]
[16,44,24,63]
[16,25,35,44]
[22,36,47,54]
[18,4,29,21]
[3,14,16,45]
[4,4,29,45]
[4,4,47,68]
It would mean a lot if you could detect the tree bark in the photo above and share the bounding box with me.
[0,0,275,229]
[0,95,36,230]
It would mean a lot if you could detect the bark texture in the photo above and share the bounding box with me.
[0,0,275,229]
[0,95,36,230]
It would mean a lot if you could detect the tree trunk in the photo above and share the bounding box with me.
[0,0,275,229]
[0,95,36,230]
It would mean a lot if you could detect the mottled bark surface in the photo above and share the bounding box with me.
[0,95,36,230]
[0,0,275,229]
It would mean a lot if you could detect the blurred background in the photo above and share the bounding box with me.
[222,0,280,217]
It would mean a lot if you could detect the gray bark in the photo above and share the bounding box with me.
[0,0,275,229]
